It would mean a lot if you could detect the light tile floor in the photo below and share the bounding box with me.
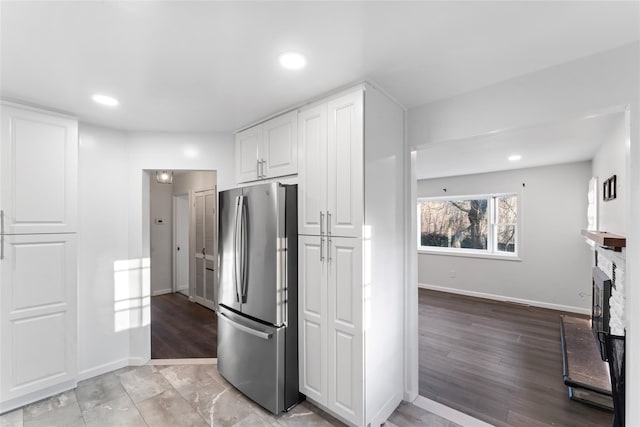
[0,364,459,427]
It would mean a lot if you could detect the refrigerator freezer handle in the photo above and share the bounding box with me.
[234,196,243,302]
[219,312,272,340]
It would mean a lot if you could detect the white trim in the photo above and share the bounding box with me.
[148,358,217,365]
[151,288,172,296]
[412,395,493,427]
[418,248,521,261]
[418,283,591,315]
[77,358,130,382]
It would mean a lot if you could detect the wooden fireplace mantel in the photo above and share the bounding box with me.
[582,230,626,252]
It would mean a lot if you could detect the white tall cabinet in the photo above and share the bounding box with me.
[0,102,78,413]
[298,85,406,426]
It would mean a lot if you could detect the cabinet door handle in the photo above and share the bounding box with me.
[320,211,324,236]
[327,211,332,237]
[260,159,266,178]
[256,159,261,179]
[327,236,332,262]
[320,236,324,262]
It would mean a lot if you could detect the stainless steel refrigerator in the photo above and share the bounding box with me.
[216,182,299,414]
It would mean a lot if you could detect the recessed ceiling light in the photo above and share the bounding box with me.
[279,52,306,70]
[508,154,522,161]
[92,94,119,107]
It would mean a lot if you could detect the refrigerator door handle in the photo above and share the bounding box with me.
[219,312,272,340]
[233,196,243,302]
[240,196,249,301]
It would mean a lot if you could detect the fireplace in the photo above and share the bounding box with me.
[592,266,612,360]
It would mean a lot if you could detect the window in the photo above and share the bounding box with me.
[418,194,518,256]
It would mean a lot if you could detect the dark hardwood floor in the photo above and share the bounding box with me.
[151,293,217,359]
[419,288,613,427]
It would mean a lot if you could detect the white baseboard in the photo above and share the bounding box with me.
[418,283,590,315]
[77,358,129,382]
[151,288,173,296]
[128,357,150,367]
[373,391,403,426]
[412,395,493,427]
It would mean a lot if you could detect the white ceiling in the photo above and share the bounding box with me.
[1,1,639,133]
[415,112,626,180]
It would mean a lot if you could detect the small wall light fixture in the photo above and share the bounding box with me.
[156,170,173,184]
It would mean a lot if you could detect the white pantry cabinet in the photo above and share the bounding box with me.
[235,110,298,183]
[298,92,363,238]
[298,85,406,427]
[0,102,78,413]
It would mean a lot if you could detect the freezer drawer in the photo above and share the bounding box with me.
[217,306,285,414]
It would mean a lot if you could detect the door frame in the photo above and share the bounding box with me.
[172,193,190,295]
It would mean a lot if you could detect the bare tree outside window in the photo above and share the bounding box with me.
[419,194,518,255]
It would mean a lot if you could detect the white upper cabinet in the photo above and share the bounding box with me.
[326,91,363,238]
[235,111,298,183]
[298,90,363,238]
[235,125,262,183]
[0,103,78,234]
[262,111,298,179]
[298,104,328,236]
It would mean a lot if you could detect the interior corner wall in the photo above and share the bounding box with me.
[592,115,627,235]
[77,124,131,378]
[149,179,174,296]
[417,161,593,312]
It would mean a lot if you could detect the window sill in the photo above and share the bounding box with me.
[418,249,522,262]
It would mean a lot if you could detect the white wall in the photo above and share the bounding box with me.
[418,161,592,312]
[149,179,174,296]
[77,128,234,375]
[592,115,627,235]
[77,124,131,378]
[408,42,640,423]
[125,131,234,363]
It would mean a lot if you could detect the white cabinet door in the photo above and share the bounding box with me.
[263,111,298,179]
[0,233,77,407]
[235,125,262,183]
[298,104,327,236]
[298,235,327,405]
[326,237,363,425]
[327,92,363,238]
[0,103,78,234]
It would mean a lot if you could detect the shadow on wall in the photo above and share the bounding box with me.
[113,258,151,333]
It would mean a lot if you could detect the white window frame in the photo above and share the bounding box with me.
[417,193,520,259]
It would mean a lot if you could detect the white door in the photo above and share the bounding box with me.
[262,111,298,179]
[235,125,262,183]
[298,104,328,236]
[0,103,78,235]
[193,189,217,310]
[326,237,363,425]
[327,91,363,238]
[174,194,190,296]
[298,235,328,405]
[0,233,77,410]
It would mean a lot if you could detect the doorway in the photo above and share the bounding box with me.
[149,170,218,359]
